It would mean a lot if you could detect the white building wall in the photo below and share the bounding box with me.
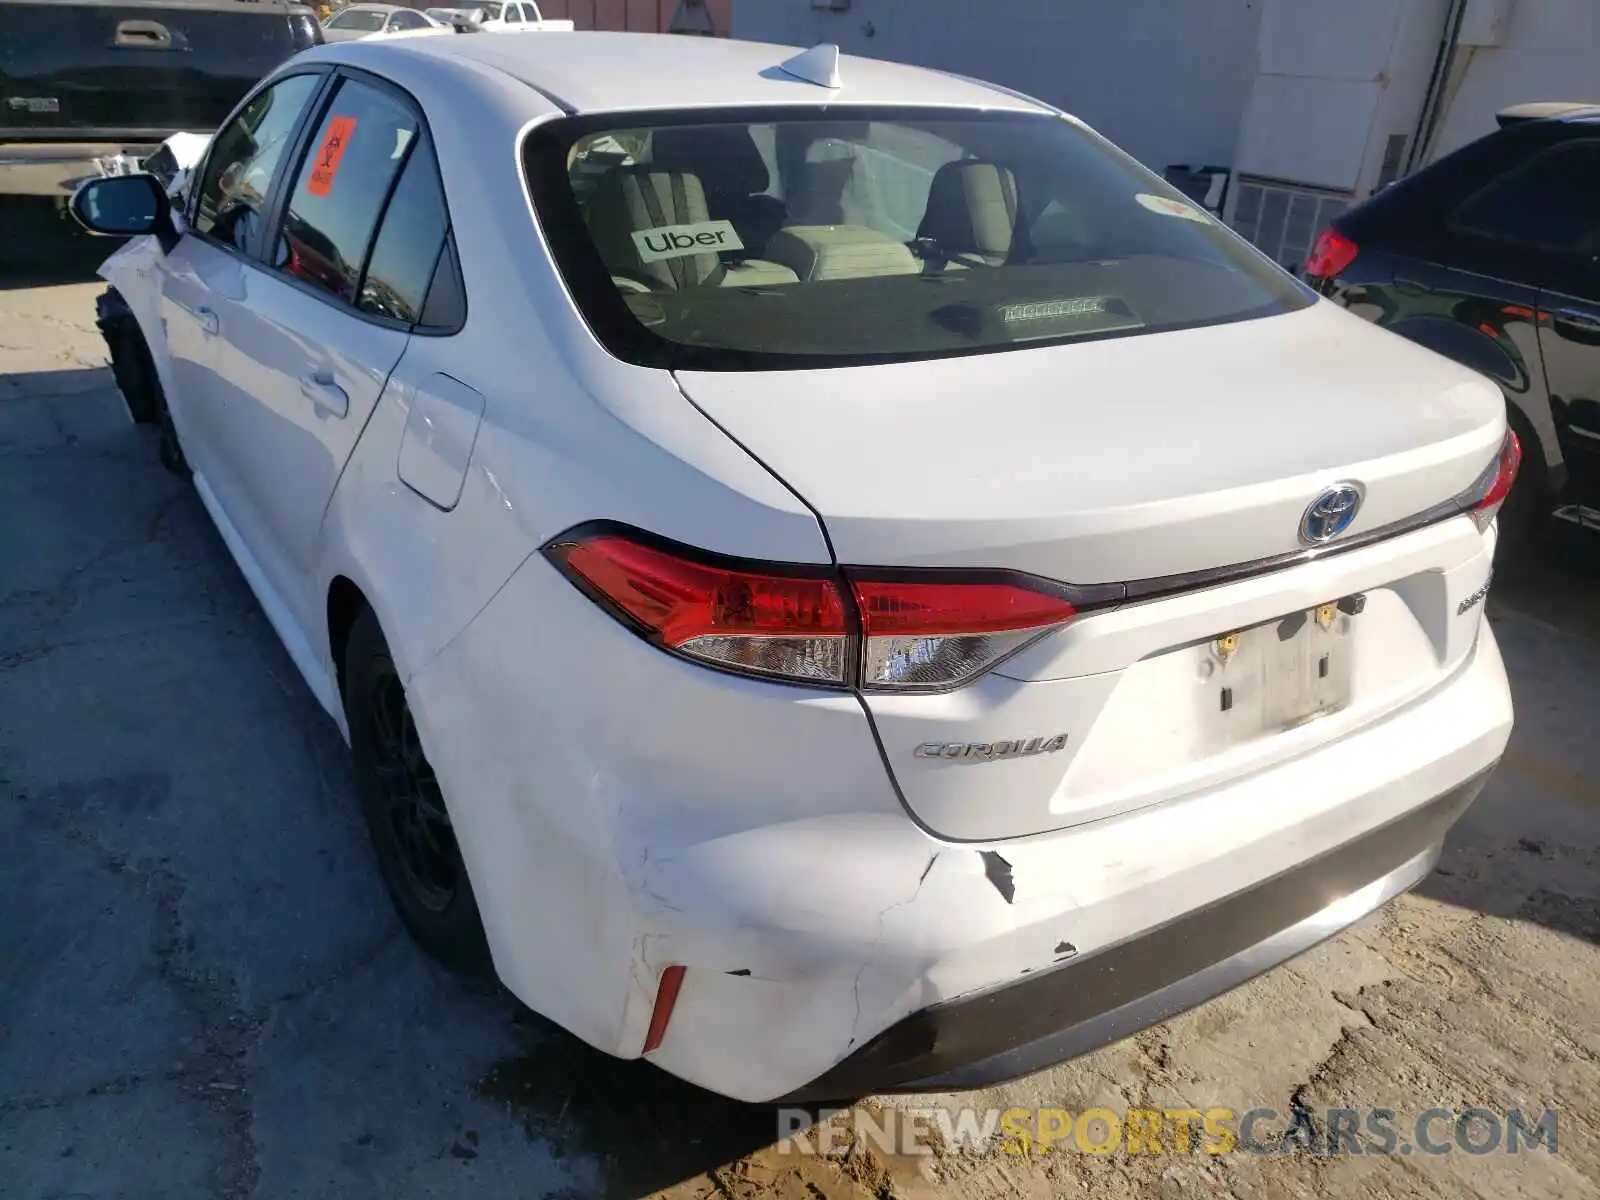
[1430,0,1600,157]
[1234,0,1448,192]
[731,0,1265,172]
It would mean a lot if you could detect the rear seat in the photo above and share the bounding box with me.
[764,226,921,281]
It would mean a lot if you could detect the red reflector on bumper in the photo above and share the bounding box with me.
[643,965,686,1054]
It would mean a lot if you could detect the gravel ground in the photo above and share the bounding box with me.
[2,240,1597,1199]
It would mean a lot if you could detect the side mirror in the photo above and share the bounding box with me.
[70,173,178,251]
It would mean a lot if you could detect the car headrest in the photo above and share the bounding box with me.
[584,165,722,290]
[649,125,770,199]
[917,160,1020,266]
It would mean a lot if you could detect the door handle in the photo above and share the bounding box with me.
[299,370,349,418]
[114,19,175,48]
[1553,308,1600,332]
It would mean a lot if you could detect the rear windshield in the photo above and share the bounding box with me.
[524,107,1313,370]
[330,9,388,29]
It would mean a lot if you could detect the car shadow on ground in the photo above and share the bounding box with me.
[1417,527,1600,950]
[475,1006,842,1198]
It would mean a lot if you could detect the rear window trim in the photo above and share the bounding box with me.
[521,105,1316,373]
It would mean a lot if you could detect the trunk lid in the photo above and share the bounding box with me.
[675,302,1503,582]
[677,301,1506,842]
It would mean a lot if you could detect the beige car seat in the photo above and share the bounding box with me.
[916,160,1022,267]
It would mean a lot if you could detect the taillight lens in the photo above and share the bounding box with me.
[544,527,1097,691]
[1305,228,1359,280]
[1460,428,1522,532]
[852,578,1077,689]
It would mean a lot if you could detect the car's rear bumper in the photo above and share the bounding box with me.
[411,540,1512,1105]
[781,768,1483,1101]
[633,623,1510,1102]
[0,141,159,197]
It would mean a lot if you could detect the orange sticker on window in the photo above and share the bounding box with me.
[307,115,357,197]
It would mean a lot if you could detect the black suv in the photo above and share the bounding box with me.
[1306,102,1600,552]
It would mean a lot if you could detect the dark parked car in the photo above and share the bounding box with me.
[1306,101,1600,553]
[0,0,321,205]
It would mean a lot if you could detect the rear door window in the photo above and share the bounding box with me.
[359,138,451,324]
[1453,140,1600,250]
[269,77,421,306]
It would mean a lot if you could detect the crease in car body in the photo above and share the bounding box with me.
[71,31,1517,1104]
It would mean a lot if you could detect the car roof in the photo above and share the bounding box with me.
[333,31,1049,116]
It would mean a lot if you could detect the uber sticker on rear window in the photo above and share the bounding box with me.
[632,219,744,264]
[308,116,358,198]
[1134,193,1211,223]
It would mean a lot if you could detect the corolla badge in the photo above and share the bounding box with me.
[1300,483,1364,545]
[915,735,1068,762]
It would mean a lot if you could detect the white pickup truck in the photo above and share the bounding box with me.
[440,1,572,31]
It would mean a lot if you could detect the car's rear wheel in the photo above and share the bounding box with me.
[343,607,491,974]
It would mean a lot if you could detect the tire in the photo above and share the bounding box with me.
[96,290,158,424]
[342,607,491,975]
[1496,403,1551,569]
[96,290,189,477]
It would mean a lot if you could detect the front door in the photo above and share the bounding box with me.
[159,69,327,523]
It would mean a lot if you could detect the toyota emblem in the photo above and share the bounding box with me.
[1300,483,1363,544]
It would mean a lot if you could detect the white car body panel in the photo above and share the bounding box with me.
[677,302,1502,581]
[89,32,1515,1103]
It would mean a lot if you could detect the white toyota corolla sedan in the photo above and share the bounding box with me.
[71,31,1516,1103]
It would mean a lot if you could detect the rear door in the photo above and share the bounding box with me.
[1517,140,1600,502]
[200,69,452,635]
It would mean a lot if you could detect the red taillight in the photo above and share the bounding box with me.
[545,527,1100,691]
[549,534,850,684]
[1462,429,1522,532]
[1305,228,1359,280]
